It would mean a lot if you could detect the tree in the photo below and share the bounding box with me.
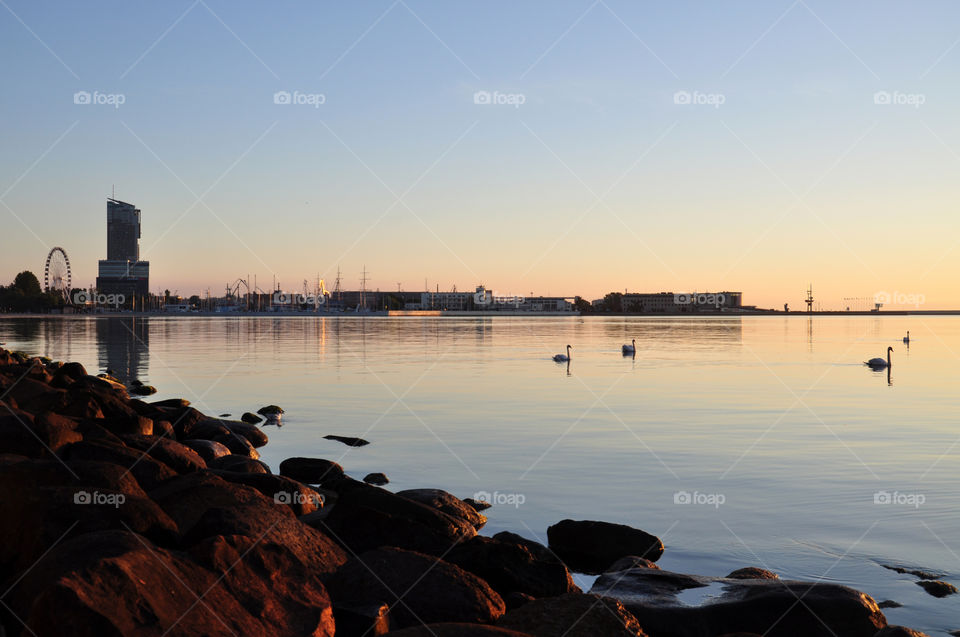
[188,295,201,308]
[13,271,41,296]
[573,296,593,314]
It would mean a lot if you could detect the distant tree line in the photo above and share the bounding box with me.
[0,271,66,312]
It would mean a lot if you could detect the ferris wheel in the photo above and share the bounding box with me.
[43,246,72,300]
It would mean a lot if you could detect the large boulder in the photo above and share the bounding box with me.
[547,519,663,573]
[327,547,505,630]
[446,535,579,599]
[590,567,887,637]
[208,469,323,515]
[208,454,271,474]
[314,478,477,556]
[64,439,178,490]
[279,457,344,485]
[0,408,81,457]
[182,439,232,463]
[496,592,647,636]
[397,488,487,530]
[120,434,207,473]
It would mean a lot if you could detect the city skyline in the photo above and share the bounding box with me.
[2,2,960,309]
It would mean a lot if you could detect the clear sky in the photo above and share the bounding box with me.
[1,1,958,309]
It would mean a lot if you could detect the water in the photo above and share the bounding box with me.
[3,315,958,632]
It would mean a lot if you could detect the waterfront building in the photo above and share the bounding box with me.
[96,198,150,303]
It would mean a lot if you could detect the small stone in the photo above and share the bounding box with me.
[257,405,284,415]
[324,434,369,447]
[878,600,902,609]
[241,412,262,424]
[726,567,779,580]
[131,385,157,396]
[916,580,957,597]
[363,472,389,486]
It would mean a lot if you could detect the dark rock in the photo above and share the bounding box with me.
[2,377,65,413]
[208,469,323,515]
[120,434,207,473]
[881,564,942,580]
[333,602,391,637]
[216,418,269,447]
[211,431,260,458]
[279,457,344,485]
[209,454,271,474]
[606,556,661,572]
[153,419,174,438]
[324,434,370,447]
[916,579,957,597]
[504,592,536,610]
[496,592,647,637]
[181,439,232,463]
[364,472,389,486]
[445,535,579,599]
[315,477,477,556]
[0,408,81,457]
[64,439,178,490]
[877,600,902,609]
[130,384,157,396]
[241,411,262,424]
[397,488,487,530]
[55,361,87,382]
[590,567,886,637]
[327,547,505,630]
[386,625,533,637]
[151,397,191,408]
[727,567,779,580]
[464,497,492,511]
[547,519,664,573]
[218,413,230,417]
[873,627,930,637]
[258,404,284,415]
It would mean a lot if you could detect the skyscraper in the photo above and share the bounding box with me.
[97,198,150,305]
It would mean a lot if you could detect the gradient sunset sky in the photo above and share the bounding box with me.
[2,1,958,309]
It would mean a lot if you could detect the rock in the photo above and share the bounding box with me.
[151,397,190,408]
[873,628,930,637]
[55,361,87,382]
[916,580,957,597]
[496,592,647,637]
[130,384,157,396]
[64,439,178,490]
[217,419,269,447]
[241,411,262,424]
[207,469,323,515]
[464,497,492,511]
[881,564,942,580]
[211,431,260,458]
[386,625,534,637]
[120,434,207,473]
[153,419,175,438]
[11,530,336,637]
[315,478,477,556]
[327,547,505,630]
[364,472,389,485]
[0,409,81,457]
[397,488,487,530]
[877,600,902,609]
[258,404,284,415]
[504,592,536,610]
[324,434,370,447]
[181,439,232,463]
[590,567,886,637]
[333,602,391,637]
[279,457,344,485]
[218,413,230,417]
[209,454,271,474]
[606,556,661,572]
[2,377,65,413]
[727,567,779,580]
[445,535,579,599]
[547,519,664,573]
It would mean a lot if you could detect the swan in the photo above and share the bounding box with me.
[553,345,572,362]
[622,339,636,355]
[865,346,893,369]
[903,331,910,344]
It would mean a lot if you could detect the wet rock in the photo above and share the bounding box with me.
[606,556,661,572]
[218,419,268,447]
[396,488,487,530]
[916,580,957,597]
[241,411,262,424]
[363,472,389,485]
[386,625,533,637]
[464,497,492,511]
[279,457,344,485]
[590,567,886,637]
[877,600,902,609]
[120,434,207,473]
[881,564,942,580]
[151,397,191,408]
[258,404,284,415]
[496,592,646,637]
[324,434,370,447]
[181,439,232,463]
[207,469,323,515]
[316,478,477,556]
[547,519,663,573]
[54,361,87,382]
[445,535,579,599]
[327,547,505,630]
[211,431,260,459]
[727,567,779,580]
[209,454,271,474]
[130,384,157,396]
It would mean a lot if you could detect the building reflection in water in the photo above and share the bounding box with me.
[96,317,149,385]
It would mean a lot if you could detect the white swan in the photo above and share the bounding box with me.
[622,339,636,355]
[865,346,893,369]
[553,345,572,362]
[903,331,910,344]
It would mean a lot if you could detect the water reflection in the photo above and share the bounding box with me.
[96,318,149,385]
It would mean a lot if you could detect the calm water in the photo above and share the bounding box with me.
[3,315,958,632]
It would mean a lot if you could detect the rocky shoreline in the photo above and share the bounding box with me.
[0,347,933,636]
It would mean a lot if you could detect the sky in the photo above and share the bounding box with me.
[1,0,959,309]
